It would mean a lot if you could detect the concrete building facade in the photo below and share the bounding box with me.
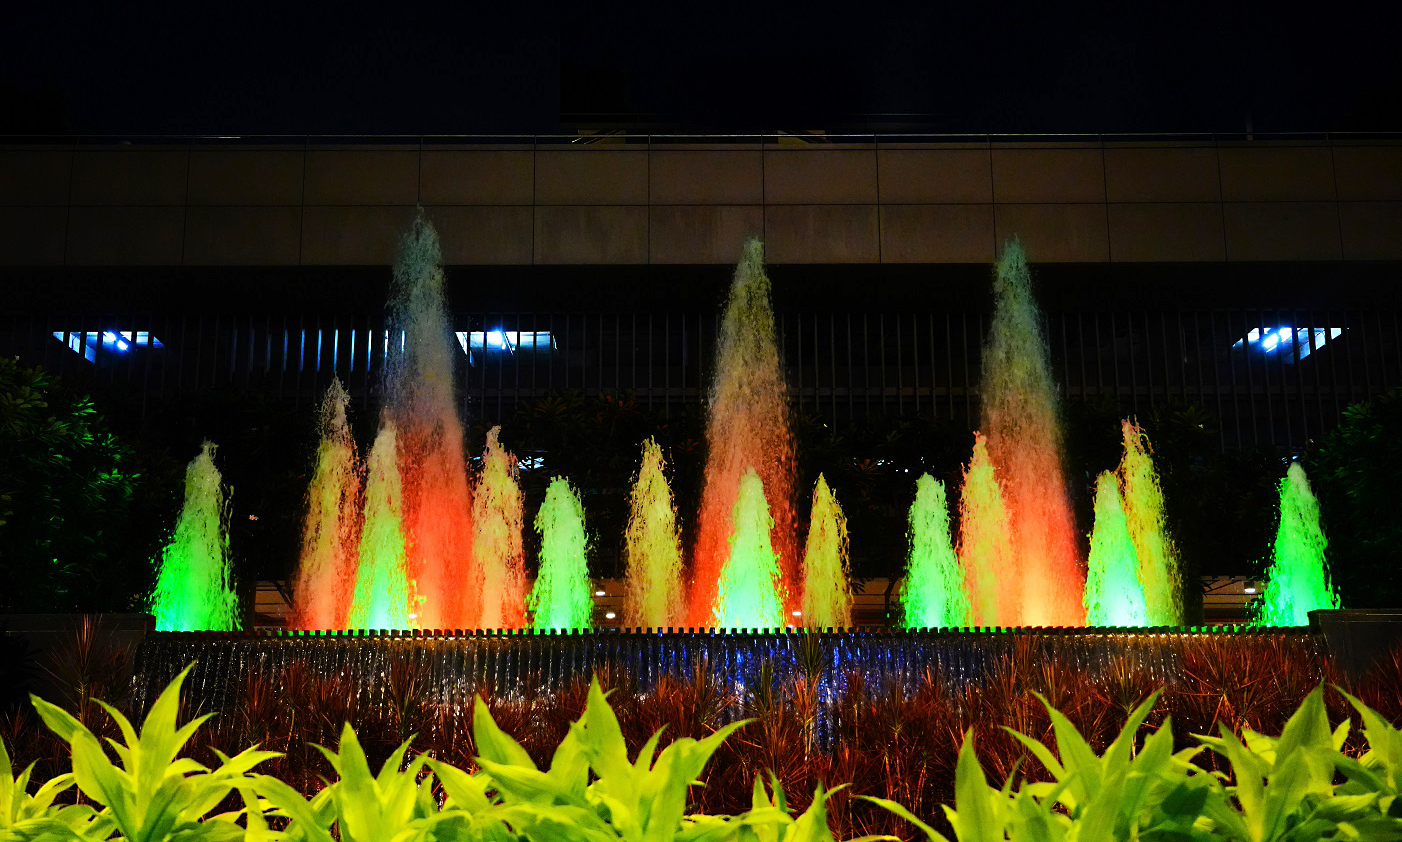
[3,136,1400,270]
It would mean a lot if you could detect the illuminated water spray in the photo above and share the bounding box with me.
[151,441,239,631]
[958,433,1012,626]
[979,240,1084,626]
[623,438,683,628]
[1084,471,1149,626]
[1119,420,1181,624]
[347,421,412,629]
[801,474,852,628]
[528,477,592,630]
[471,427,526,629]
[292,380,362,629]
[1255,463,1340,626]
[384,209,475,629]
[901,473,968,628]
[692,239,797,624]
[714,468,786,629]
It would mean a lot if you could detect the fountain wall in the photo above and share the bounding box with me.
[132,626,1321,746]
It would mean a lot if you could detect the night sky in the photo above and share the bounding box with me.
[1,1,1398,135]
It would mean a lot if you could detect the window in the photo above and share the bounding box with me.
[53,330,163,363]
[1232,326,1342,363]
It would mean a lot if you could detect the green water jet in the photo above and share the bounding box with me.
[714,468,787,628]
[151,441,239,631]
[901,473,969,628]
[347,420,412,629]
[528,477,592,630]
[1256,462,1340,626]
[801,474,852,628]
[623,438,683,628]
[1084,471,1149,626]
[1120,419,1181,624]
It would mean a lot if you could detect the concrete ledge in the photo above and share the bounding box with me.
[1310,608,1402,677]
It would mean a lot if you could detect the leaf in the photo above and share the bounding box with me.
[946,729,1005,842]
[472,695,538,771]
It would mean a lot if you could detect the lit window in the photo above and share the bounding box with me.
[454,330,555,355]
[1232,326,1342,362]
[53,330,164,362]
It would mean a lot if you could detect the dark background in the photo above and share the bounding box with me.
[2,1,1398,136]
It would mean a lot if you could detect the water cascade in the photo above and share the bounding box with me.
[692,239,797,625]
[151,441,239,631]
[979,240,1085,626]
[470,427,527,629]
[900,473,969,628]
[713,468,787,628]
[1084,471,1149,626]
[347,421,412,629]
[1256,463,1341,625]
[383,210,475,629]
[622,438,683,628]
[1120,420,1181,624]
[801,474,853,628]
[528,477,592,630]
[958,433,1013,626]
[292,380,362,629]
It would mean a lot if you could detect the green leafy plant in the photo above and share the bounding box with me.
[867,685,1402,842]
[0,728,101,841]
[29,663,278,841]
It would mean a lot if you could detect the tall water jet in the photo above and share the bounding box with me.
[383,209,475,629]
[292,380,362,629]
[692,239,797,625]
[528,477,592,630]
[979,240,1085,626]
[901,473,969,628]
[801,474,852,628]
[622,438,684,629]
[347,421,412,629]
[1084,471,1149,626]
[1256,463,1340,625]
[470,427,526,629]
[713,468,786,629]
[958,433,1013,626]
[1119,419,1181,624]
[151,441,239,631]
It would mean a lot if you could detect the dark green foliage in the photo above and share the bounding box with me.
[1306,388,1402,609]
[0,360,166,613]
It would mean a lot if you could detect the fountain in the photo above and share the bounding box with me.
[292,380,361,629]
[900,473,968,628]
[471,427,527,629]
[800,474,853,629]
[713,468,787,629]
[1256,463,1340,625]
[622,438,684,629]
[382,209,476,629]
[1120,420,1181,624]
[151,441,239,631]
[978,240,1085,626]
[691,239,798,626]
[346,421,412,630]
[528,477,592,630]
[1084,471,1150,626]
[254,220,1336,639]
[957,432,1014,626]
